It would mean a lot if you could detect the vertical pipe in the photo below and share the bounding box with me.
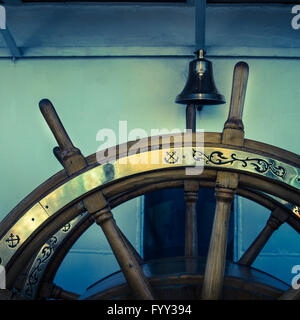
[186,104,196,132]
[195,0,206,53]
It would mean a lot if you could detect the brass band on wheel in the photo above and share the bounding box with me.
[0,146,299,268]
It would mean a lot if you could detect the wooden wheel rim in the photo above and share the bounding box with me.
[0,133,300,296]
[2,62,300,300]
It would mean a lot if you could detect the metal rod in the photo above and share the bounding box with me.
[186,104,196,132]
[195,0,206,53]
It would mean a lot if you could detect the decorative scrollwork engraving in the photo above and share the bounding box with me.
[193,149,286,179]
[21,213,87,299]
[24,236,58,297]
[61,223,71,232]
[293,206,300,218]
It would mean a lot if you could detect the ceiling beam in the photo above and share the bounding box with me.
[0,27,22,59]
[209,0,300,2]
[186,0,195,5]
[0,4,22,59]
[2,0,23,5]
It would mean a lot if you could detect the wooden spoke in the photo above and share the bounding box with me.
[0,289,17,300]
[40,282,80,300]
[116,225,143,265]
[53,146,64,168]
[184,180,199,257]
[39,99,87,175]
[238,208,288,266]
[222,61,249,146]
[95,208,153,299]
[84,191,154,300]
[39,99,75,152]
[201,184,235,300]
[39,99,153,300]
[4,62,300,301]
[278,286,300,300]
[202,62,248,300]
[52,287,79,300]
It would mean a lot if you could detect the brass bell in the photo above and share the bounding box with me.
[176,50,225,106]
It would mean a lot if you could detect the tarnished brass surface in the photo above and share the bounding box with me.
[0,146,299,267]
[0,203,49,266]
[293,206,300,218]
[175,51,226,105]
[21,211,88,299]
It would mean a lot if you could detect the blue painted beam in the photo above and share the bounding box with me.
[2,0,23,4]
[0,27,22,59]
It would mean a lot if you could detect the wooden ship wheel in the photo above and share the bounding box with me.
[0,61,300,301]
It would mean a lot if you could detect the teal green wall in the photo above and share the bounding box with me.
[1,3,300,296]
[1,57,300,294]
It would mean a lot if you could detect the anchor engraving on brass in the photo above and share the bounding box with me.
[1,147,300,272]
[5,233,20,248]
[164,151,179,164]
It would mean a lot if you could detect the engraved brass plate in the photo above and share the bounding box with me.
[1,146,299,267]
[21,212,88,299]
[0,203,49,266]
